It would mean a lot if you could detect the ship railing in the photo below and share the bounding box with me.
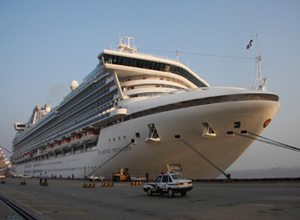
[62,70,109,105]
[150,87,211,98]
[35,106,123,148]
[113,47,178,62]
[13,82,115,148]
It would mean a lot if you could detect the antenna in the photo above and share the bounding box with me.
[252,34,267,91]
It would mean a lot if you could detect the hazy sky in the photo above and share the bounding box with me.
[1,0,299,171]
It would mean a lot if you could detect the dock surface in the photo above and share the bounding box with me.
[1,178,299,220]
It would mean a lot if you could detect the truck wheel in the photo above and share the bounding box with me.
[181,192,187,197]
[147,188,153,196]
[168,188,174,198]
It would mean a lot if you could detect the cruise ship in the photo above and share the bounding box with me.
[11,37,280,179]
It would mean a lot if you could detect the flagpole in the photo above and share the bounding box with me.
[256,33,260,56]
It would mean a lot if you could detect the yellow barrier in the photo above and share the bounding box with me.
[41,182,49,186]
[83,183,95,188]
[131,181,142,186]
[20,181,26,185]
[102,182,114,187]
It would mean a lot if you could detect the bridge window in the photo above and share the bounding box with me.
[101,53,207,87]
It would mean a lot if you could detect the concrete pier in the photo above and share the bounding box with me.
[1,178,299,220]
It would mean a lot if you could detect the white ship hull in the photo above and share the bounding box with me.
[13,91,279,179]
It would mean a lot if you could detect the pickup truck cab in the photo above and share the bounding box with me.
[143,172,193,198]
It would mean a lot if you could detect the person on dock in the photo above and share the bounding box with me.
[39,173,43,185]
[44,172,48,183]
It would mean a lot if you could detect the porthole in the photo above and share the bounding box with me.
[227,131,234,136]
[234,122,241,128]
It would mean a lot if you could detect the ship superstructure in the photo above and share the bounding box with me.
[11,37,280,179]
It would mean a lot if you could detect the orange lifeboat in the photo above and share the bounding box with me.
[45,144,54,153]
[70,135,81,147]
[61,139,70,149]
[80,131,99,143]
[24,153,33,160]
[53,141,62,151]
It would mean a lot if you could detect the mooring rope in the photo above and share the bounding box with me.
[86,142,132,177]
[180,139,230,179]
[233,132,300,152]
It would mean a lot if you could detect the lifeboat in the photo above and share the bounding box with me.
[70,135,81,147]
[21,154,26,161]
[24,153,33,160]
[80,131,99,143]
[20,156,24,162]
[15,156,20,163]
[53,141,62,151]
[61,139,70,149]
[45,144,54,153]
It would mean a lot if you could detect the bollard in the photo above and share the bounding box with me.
[131,181,142,186]
[83,183,95,188]
[102,182,114,187]
[42,182,49,186]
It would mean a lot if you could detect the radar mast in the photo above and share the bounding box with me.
[118,36,137,53]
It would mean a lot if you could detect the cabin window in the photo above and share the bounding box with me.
[135,133,140,138]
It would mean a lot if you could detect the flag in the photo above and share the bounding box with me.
[246,39,253,50]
